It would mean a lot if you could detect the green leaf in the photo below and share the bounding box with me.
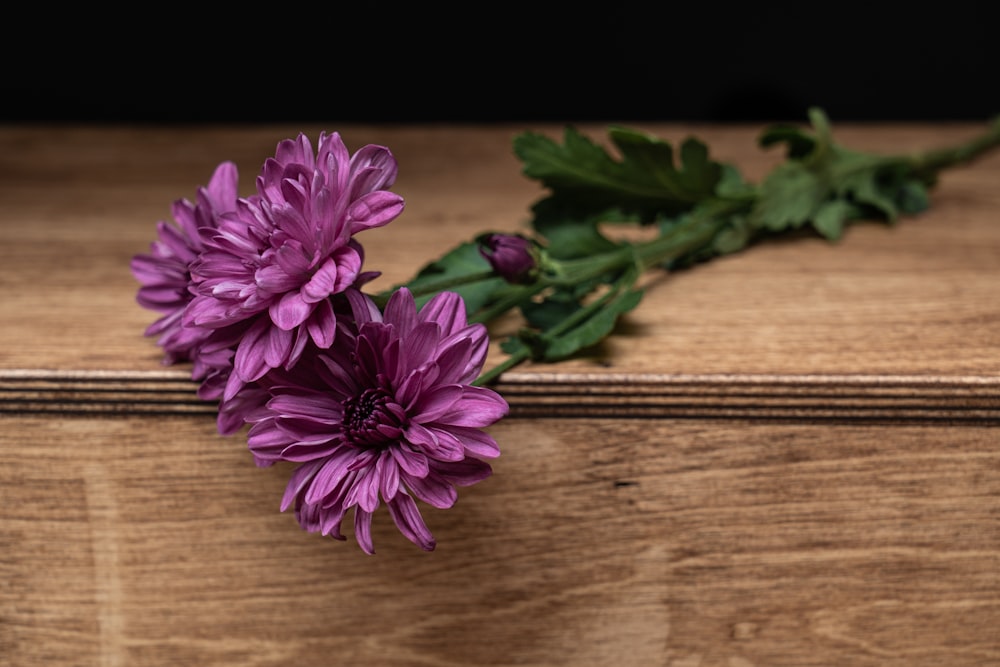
[608,127,722,201]
[519,292,582,331]
[499,335,531,357]
[513,125,728,222]
[530,201,622,260]
[758,124,817,159]
[752,162,828,231]
[402,240,507,312]
[836,168,901,221]
[896,180,930,214]
[541,286,643,361]
[395,108,1000,379]
[751,108,939,238]
[710,213,754,255]
[604,127,679,191]
[676,137,720,194]
[714,163,756,199]
[811,199,858,240]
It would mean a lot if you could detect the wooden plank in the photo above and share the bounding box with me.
[2,123,999,384]
[2,123,998,666]
[1,415,997,666]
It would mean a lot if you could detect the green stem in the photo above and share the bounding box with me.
[545,201,740,289]
[470,118,1000,388]
[635,208,732,268]
[473,200,747,384]
[473,269,639,386]
[468,282,550,325]
[373,269,498,307]
[550,269,638,335]
[474,348,531,386]
[902,117,1000,174]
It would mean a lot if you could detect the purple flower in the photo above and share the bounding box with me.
[184,132,404,401]
[246,287,508,554]
[188,320,266,435]
[130,161,269,434]
[479,233,538,284]
[130,161,240,364]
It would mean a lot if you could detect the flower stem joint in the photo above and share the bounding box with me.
[478,233,541,284]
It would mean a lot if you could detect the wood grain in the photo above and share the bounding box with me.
[1,123,999,666]
[2,123,999,380]
[1,416,997,666]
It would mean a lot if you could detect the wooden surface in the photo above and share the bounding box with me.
[1,122,999,666]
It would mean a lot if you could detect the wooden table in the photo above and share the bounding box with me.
[2,122,998,666]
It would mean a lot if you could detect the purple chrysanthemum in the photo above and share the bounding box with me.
[130,161,239,364]
[184,132,403,402]
[246,287,508,554]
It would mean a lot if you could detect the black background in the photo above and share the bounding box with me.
[5,5,997,125]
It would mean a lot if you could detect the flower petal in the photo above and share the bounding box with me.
[263,323,293,369]
[347,191,405,231]
[280,459,324,512]
[301,258,339,302]
[448,425,502,459]
[318,504,347,540]
[434,386,510,427]
[349,145,398,193]
[406,385,463,423]
[354,508,376,555]
[431,457,494,487]
[233,317,271,383]
[417,425,466,462]
[402,469,458,509]
[418,291,468,335]
[204,161,240,212]
[377,450,400,501]
[344,464,381,513]
[386,493,435,552]
[255,263,303,294]
[383,287,418,334]
[345,287,382,325]
[306,298,337,349]
[270,290,313,330]
[304,447,357,506]
[390,444,429,477]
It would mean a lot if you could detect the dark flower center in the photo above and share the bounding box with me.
[342,388,405,449]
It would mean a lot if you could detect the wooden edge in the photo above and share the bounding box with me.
[494,372,1000,422]
[2,368,999,422]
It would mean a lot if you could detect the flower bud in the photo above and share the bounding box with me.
[479,233,538,284]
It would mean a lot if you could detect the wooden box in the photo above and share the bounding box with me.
[2,122,998,666]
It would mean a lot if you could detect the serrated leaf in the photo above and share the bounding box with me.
[676,137,720,194]
[715,163,756,198]
[750,107,952,240]
[609,128,722,201]
[513,125,728,221]
[752,162,827,231]
[604,127,678,190]
[811,199,857,240]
